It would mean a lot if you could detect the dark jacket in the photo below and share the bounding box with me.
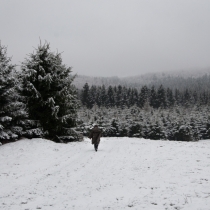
[89,126,102,144]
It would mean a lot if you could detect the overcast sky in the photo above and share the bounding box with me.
[1,0,210,77]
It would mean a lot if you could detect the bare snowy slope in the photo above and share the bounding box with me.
[1,138,210,210]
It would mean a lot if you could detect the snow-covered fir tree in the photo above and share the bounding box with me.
[21,42,79,140]
[0,42,27,143]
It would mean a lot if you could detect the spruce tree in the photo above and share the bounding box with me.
[89,85,97,108]
[174,89,181,106]
[157,85,166,108]
[116,85,123,107]
[81,83,90,107]
[21,42,79,139]
[100,85,107,107]
[139,85,149,108]
[95,86,102,107]
[150,86,158,108]
[107,86,115,107]
[133,88,139,106]
[0,42,27,143]
[166,88,175,108]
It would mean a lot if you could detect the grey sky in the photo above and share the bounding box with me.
[1,0,210,77]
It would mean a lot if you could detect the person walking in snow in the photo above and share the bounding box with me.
[89,124,102,151]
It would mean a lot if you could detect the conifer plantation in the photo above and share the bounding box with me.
[76,82,210,141]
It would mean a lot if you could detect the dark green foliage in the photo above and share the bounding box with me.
[102,119,122,137]
[107,86,115,107]
[174,125,194,141]
[81,83,91,108]
[89,85,97,108]
[147,123,166,140]
[79,82,210,110]
[118,127,128,137]
[166,88,175,107]
[0,43,27,143]
[150,86,158,108]
[21,42,78,139]
[128,123,141,137]
[100,85,107,107]
[103,127,117,137]
[156,85,167,108]
[139,85,149,108]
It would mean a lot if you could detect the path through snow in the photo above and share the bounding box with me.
[0,138,210,210]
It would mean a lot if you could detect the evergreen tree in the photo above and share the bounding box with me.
[116,85,123,107]
[139,85,149,108]
[89,85,97,108]
[166,88,175,107]
[121,86,128,108]
[107,86,115,107]
[127,88,131,107]
[0,42,27,142]
[81,83,90,107]
[100,85,107,107]
[200,91,209,105]
[96,86,103,107]
[192,90,198,105]
[150,86,158,108]
[133,88,139,106]
[174,88,181,106]
[183,88,191,107]
[21,42,78,139]
[156,85,166,108]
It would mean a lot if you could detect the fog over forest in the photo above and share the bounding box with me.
[73,68,210,89]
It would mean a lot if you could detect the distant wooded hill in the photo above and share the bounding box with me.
[73,68,210,91]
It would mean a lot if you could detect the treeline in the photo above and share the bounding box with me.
[148,74,210,92]
[79,83,210,109]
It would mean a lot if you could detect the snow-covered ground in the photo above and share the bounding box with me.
[0,138,210,210]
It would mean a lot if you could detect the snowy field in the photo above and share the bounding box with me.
[0,138,210,210]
